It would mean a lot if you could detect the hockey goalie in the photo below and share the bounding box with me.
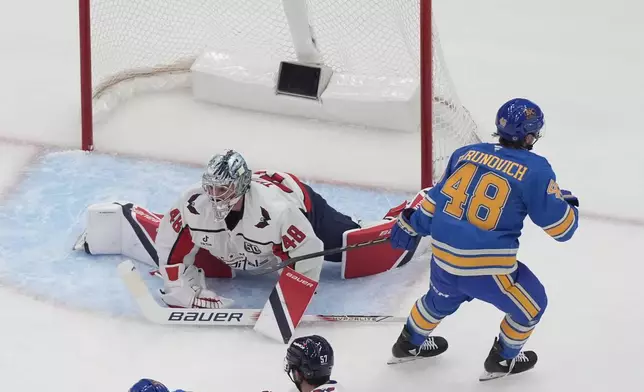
[74,149,429,309]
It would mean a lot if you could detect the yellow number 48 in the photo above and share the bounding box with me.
[440,163,511,231]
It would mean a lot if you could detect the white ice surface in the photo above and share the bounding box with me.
[1,203,642,392]
[0,0,643,391]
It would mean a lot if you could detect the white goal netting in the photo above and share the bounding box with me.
[88,0,480,182]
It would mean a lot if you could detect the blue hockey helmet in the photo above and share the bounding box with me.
[495,98,545,147]
[129,379,187,392]
[285,335,334,388]
[129,379,170,392]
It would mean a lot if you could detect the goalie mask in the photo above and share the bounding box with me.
[202,150,252,221]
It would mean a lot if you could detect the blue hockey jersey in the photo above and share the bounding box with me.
[411,143,578,276]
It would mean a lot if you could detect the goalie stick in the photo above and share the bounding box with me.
[249,236,391,276]
[118,259,406,326]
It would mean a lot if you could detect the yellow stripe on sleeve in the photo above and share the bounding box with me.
[544,206,576,238]
[421,198,436,216]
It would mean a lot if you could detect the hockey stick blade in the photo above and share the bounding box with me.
[117,260,406,326]
[247,237,391,276]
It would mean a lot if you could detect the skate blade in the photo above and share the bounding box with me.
[478,370,510,382]
[386,355,430,365]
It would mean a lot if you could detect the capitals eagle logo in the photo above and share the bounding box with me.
[255,207,271,228]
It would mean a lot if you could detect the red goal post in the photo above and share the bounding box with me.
[78,0,480,189]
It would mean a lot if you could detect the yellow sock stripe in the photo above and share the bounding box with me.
[499,332,525,348]
[505,314,536,332]
[494,275,540,320]
[409,302,440,332]
[415,297,442,323]
[500,318,534,342]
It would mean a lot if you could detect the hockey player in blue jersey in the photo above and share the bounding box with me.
[387,98,579,381]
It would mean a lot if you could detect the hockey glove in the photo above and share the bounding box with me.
[390,208,420,250]
[561,189,579,207]
[159,263,234,309]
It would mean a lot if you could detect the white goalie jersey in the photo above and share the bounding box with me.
[156,171,324,281]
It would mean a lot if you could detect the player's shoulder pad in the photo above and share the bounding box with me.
[175,182,209,216]
[451,142,498,163]
[522,151,556,182]
[452,143,483,157]
[246,182,296,218]
[524,149,552,166]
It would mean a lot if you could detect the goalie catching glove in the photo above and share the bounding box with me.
[159,263,234,309]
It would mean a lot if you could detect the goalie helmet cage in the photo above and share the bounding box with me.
[78,0,480,189]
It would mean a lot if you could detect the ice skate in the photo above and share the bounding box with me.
[387,325,448,364]
[479,338,538,381]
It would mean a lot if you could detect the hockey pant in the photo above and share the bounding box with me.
[300,183,360,262]
[406,257,548,359]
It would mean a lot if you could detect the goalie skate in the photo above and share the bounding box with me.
[73,230,89,253]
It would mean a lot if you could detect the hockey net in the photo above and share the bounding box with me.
[80,0,481,186]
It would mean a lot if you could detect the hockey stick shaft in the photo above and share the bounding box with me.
[118,260,406,326]
[249,236,391,276]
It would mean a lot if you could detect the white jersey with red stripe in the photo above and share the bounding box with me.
[155,171,324,281]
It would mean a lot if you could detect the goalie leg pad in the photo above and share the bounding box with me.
[78,202,161,267]
[341,189,432,279]
[80,202,235,278]
[341,220,419,279]
[383,200,407,220]
[254,267,318,343]
[78,202,123,255]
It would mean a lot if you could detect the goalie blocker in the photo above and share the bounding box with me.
[75,188,430,280]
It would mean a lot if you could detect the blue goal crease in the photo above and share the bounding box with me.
[0,151,428,318]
